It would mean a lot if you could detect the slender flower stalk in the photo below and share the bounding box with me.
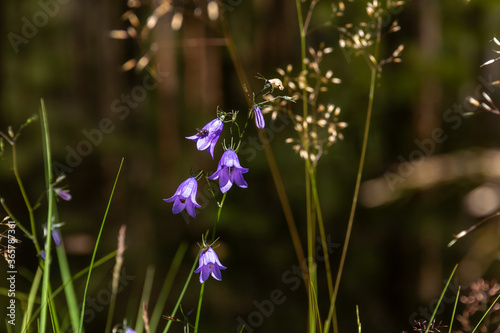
[325,15,384,333]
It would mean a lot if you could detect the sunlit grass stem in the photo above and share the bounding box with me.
[325,17,383,333]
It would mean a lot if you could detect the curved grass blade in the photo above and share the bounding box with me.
[424,264,458,333]
[78,158,124,332]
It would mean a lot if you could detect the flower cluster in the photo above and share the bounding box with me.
[163,79,290,283]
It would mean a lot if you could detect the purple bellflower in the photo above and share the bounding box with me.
[186,118,224,158]
[194,246,227,283]
[253,105,265,129]
[55,188,72,201]
[208,149,248,193]
[164,177,201,217]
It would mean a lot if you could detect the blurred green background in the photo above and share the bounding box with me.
[2,0,500,332]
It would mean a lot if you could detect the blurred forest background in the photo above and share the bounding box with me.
[2,0,500,332]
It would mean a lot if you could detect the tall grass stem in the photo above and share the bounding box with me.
[78,158,124,333]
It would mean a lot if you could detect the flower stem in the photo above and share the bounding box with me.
[325,17,383,333]
[39,98,55,333]
[193,282,205,333]
[217,0,307,284]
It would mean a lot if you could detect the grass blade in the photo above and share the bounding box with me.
[134,266,155,333]
[78,158,124,332]
[448,286,461,333]
[471,293,500,333]
[39,98,56,333]
[163,249,200,333]
[54,212,80,332]
[149,242,188,333]
[424,264,458,333]
[21,266,43,333]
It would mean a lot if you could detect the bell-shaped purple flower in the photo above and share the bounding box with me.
[55,188,72,201]
[253,105,265,129]
[186,118,224,158]
[194,246,227,283]
[164,177,201,217]
[208,149,248,193]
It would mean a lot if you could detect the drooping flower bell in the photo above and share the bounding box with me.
[55,188,72,201]
[164,177,201,217]
[208,149,248,193]
[186,118,224,158]
[194,245,227,283]
[253,105,265,129]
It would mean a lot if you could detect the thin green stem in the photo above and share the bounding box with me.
[22,266,43,333]
[309,168,333,296]
[424,264,458,333]
[150,243,188,333]
[217,0,307,289]
[134,266,155,333]
[326,17,383,333]
[78,158,124,333]
[40,98,55,333]
[448,286,461,333]
[471,293,500,333]
[12,143,40,254]
[194,283,205,333]
[163,249,200,333]
[0,198,33,239]
[25,250,118,331]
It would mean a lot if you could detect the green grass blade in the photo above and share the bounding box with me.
[163,249,200,333]
[78,158,124,333]
[448,286,461,333]
[21,266,43,333]
[54,211,80,332]
[424,264,458,333]
[471,293,500,333]
[149,242,188,333]
[193,282,204,333]
[25,251,118,331]
[39,98,56,333]
[134,266,155,333]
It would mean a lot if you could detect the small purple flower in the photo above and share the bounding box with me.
[194,246,227,283]
[44,224,62,247]
[208,150,248,193]
[186,118,224,158]
[55,188,72,201]
[164,177,201,217]
[253,105,265,129]
[52,227,62,246]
